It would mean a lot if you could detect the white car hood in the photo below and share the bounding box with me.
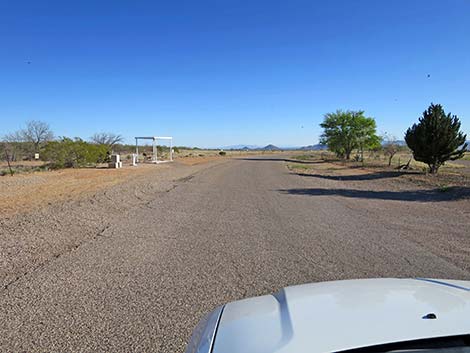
[212,278,470,353]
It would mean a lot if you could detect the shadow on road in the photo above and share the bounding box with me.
[294,171,410,181]
[279,187,470,202]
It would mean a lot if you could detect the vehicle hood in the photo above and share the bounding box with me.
[212,278,470,353]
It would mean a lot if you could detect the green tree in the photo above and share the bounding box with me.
[320,110,380,160]
[42,138,108,168]
[405,103,467,174]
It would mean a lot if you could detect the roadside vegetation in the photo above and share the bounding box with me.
[289,103,469,190]
[2,103,467,179]
[320,110,381,161]
[405,104,467,174]
[317,103,467,173]
[0,122,192,175]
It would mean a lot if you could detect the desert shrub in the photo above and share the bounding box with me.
[42,138,108,168]
[293,154,314,161]
[438,185,451,193]
[219,151,226,156]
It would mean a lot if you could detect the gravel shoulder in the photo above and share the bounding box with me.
[0,159,228,291]
[287,159,470,273]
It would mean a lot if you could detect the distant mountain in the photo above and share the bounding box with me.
[222,144,260,150]
[299,144,328,151]
[393,140,407,147]
[221,144,330,151]
[260,144,280,151]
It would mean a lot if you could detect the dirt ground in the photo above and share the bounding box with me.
[2,154,470,352]
[0,152,279,291]
[2,151,469,297]
[0,156,232,217]
[287,157,470,209]
[0,157,231,290]
[0,164,168,217]
[0,151,291,217]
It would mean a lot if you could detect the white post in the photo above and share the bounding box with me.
[153,137,157,163]
[170,138,173,161]
[135,138,139,162]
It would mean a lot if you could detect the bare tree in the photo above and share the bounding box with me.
[383,134,399,166]
[3,131,24,162]
[90,132,124,149]
[21,120,54,153]
[1,142,15,176]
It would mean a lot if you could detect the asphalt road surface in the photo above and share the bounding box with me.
[2,156,470,352]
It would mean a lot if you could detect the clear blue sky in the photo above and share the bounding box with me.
[1,0,469,147]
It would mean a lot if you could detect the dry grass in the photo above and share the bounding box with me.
[0,150,267,217]
[176,155,225,165]
[0,164,170,217]
[289,151,470,189]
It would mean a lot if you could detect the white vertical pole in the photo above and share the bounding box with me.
[170,138,173,161]
[135,138,139,161]
[153,138,157,163]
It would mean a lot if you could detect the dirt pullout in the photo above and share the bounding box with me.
[0,160,227,290]
[0,164,174,217]
[287,159,470,274]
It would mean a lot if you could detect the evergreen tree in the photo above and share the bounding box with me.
[405,103,467,174]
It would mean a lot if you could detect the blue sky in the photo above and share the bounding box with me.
[1,0,469,147]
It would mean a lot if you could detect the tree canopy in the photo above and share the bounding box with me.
[3,120,54,159]
[90,132,124,149]
[320,110,380,160]
[405,103,467,174]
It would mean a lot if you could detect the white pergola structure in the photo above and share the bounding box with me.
[135,136,173,164]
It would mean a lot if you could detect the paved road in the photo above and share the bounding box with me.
[2,156,470,352]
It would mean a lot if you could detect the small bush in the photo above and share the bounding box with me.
[0,169,16,176]
[42,138,108,168]
[438,185,451,193]
[219,151,226,156]
[289,163,311,170]
[293,155,313,161]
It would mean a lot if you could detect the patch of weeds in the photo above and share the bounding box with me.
[287,163,311,170]
[292,155,314,161]
[1,168,16,176]
[32,166,50,172]
[438,185,451,192]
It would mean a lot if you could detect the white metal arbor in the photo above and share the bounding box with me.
[135,136,173,164]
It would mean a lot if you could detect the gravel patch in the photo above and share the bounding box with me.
[0,161,226,290]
